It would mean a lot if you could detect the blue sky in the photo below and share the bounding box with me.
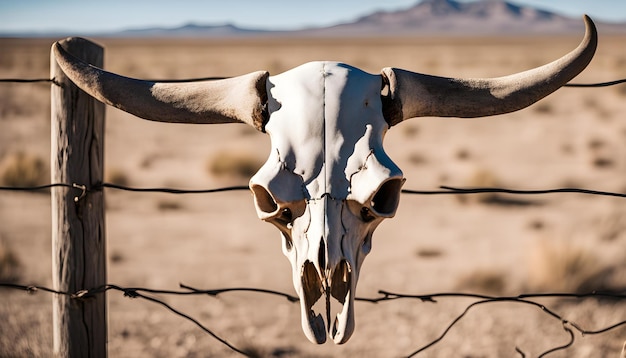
[0,0,624,34]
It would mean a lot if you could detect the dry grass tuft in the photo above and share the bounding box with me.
[587,137,616,169]
[456,168,500,204]
[455,148,471,161]
[407,152,428,165]
[401,124,420,138]
[110,249,125,264]
[527,219,546,231]
[207,151,263,179]
[0,152,47,187]
[457,168,539,207]
[457,268,507,295]
[415,246,444,258]
[0,307,51,357]
[0,238,21,283]
[533,101,554,114]
[156,199,183,211]
[527,240,611,293]
[105,167,130,186]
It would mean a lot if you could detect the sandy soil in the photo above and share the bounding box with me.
[1,34,626,357]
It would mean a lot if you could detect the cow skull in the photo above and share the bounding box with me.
[249,61,405,343]
[53,15,596,344]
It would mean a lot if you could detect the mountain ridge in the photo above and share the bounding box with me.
[4,0,626,38]
[299,0,623,36]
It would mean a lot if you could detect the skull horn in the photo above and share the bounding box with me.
[53,39,269,130]
[381,15,597,126]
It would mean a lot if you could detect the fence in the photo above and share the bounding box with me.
[1,37,626,357]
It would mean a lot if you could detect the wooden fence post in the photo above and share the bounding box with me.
[50,37,107,357]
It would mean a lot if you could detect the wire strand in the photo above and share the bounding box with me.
[2,282,624,357]
[98,183,250,194]
[1,77,625,87]
[564,78,626,87]
[0,78,54,83]
[4,183,626,200]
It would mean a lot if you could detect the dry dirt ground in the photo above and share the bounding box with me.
[1,33,626,357]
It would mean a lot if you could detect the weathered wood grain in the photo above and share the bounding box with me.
[51,37,106,358]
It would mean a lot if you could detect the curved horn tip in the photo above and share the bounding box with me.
[53,37,104,54]
[581,14,598,47]
[380,14,598,126]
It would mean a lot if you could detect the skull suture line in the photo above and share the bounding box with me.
[53,15,596,344]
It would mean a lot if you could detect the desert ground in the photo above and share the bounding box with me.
[1,33,626,357]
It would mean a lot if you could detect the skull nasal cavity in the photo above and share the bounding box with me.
[251,185,278,213]
[371,178,404,216]
[318,238,326,270]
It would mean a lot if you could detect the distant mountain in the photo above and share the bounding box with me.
[3,0,626,38]
[114,23,271,37]
[297,0,626,36]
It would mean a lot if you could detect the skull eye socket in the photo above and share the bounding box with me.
[349,177,404,223]
[250,184,305,229]
[251,184,278,215]
[370,178,404,217]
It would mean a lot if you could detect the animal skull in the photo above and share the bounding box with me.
[53,15,596,344]
[249,62,405,343]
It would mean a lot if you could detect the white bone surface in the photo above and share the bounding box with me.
[251,61,404,343]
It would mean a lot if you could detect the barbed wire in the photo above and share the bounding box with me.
[1,282,624,357]
[1,77,625,87]
[3,182,626,203]
[564,78,626,87]
[98,182,250,194]
[0,78,55,83]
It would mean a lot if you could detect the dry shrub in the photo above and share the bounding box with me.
[455,148,471,161]
[401,124,420,138]
[533,102,553,114]
[587,137,615,169]
[408,152,427,165]
[527,219,545,231]
[457,268,507,295]
[207,151,263,179]
[458,168,538,207]
[456,168,499,204]
[415,246,444,258]
[156,199,183,211]
[0,238,21,283]
[592,157,615,168]
[597,209,626,242]
[110,250,125,264]
[560,142,574,155]
[239,126,259,137]
[527,240,610,293]
[0,152,47,187]
[105,167,130,186]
